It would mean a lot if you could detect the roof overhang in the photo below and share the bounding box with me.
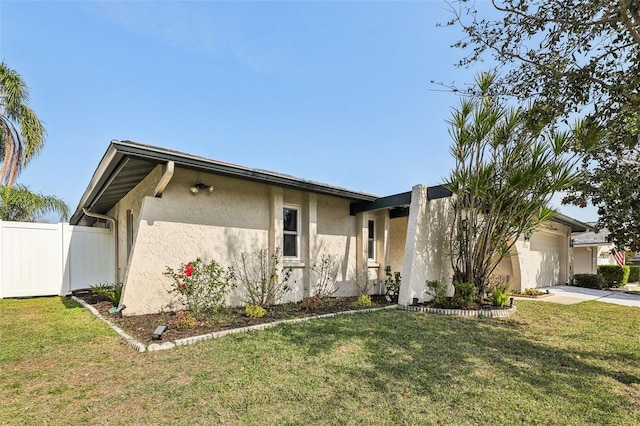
[551,212,594,233]
[70,140,378,226]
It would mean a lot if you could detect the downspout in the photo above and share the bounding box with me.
[154,161,174,197]
[83,208,118,284]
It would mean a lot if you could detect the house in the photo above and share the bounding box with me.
[571,225,616,274]
[69,140,592,314]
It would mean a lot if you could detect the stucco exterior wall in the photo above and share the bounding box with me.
[399,185,454,306]
[119,167,378,315]
[573,247,596,275]
[387,216,408,276]
[314,195,358,296]
[107,165,164,282]
[120,168,274,315]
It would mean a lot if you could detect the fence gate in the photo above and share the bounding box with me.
[0,221,115,298]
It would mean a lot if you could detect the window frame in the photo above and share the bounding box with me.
[367,219,376,261]
[283,205,301,259]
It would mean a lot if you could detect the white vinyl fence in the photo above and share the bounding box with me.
[0,221,115,298]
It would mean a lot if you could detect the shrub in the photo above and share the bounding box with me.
[451,282,476,309]
[491,287,510,307]
[174,310,197,329]
[426,280,449,307]
[598,265,630,288]
[354,294,372,307]
[628,266,640,283]
[573,273,605,289]
[384,266,401,299]
[164,258,236,319]
[301,296,323,310]
[245,305,266,318]
[90,282,123,306]
[235,248,292,307]
[310,254,340,298]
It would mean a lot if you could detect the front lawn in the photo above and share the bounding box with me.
[1,297,639,425]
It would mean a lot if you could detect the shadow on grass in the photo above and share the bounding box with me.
[60,296,82,309]
[270,306,640,422]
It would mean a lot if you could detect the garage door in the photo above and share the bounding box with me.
[528,231,567,287]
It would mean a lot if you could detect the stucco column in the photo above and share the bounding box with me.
[513,238,530,291]
[269,186,284,254]
[302,193,317,297]
[355,212,368,291]
[399,185,428,306]
[399,185,454,306]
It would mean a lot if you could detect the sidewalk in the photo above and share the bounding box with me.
[517,285,640,307]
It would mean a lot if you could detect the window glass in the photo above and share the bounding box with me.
[283,207,299,257]
[367,219,375,260]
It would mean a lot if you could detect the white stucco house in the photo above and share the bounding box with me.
[70,140,592,315]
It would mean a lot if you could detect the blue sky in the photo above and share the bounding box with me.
[1,0,596,222]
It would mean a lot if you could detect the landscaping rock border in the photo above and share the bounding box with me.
[73,295,399,352]
[72,296,147,353]
[402,304,517,318]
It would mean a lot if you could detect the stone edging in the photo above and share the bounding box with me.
[72,296,147,353]
[401,304,517,318]
[73,296,399,353]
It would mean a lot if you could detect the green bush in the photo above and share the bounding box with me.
[245,305,266,318]
[598,265,630,288]
[164,258,236,319]
[628,266,640,283]
[426,280,449,307]
[451,282,476,309]
[573,274,605,289]
[90,282,123,306]
[354,294,372,307]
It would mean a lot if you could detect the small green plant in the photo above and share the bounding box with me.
[488,275,510,307]
[164,258,236,319]
[354,294,372,307]
[451,282,476,309]
[173,310,197,329]
[90,282,123,306]
[301,295,323,310]
[426,280,449,307]
[384,266,401,299]
[628,266,640,283]
[491,287,510,307]
[245,305,266,318]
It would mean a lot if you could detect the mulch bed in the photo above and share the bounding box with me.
[74,292,391,344]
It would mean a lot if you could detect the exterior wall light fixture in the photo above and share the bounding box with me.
[190,183,214,194]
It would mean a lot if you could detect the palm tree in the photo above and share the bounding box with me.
[0,62,46,186]
[0,184,69,222]
[445,72,594,300]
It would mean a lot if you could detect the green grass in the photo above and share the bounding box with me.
[1,297,639,425]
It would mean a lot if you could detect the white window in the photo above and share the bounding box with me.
[283,206,300,258]
[367,219,375,261]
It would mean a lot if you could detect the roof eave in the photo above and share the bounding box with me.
[70,140,378,225]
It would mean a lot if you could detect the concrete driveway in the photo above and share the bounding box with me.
[519,285,640,307]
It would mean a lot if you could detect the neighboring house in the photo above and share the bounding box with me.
[571,224,616,274]
[69,141,592,314]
